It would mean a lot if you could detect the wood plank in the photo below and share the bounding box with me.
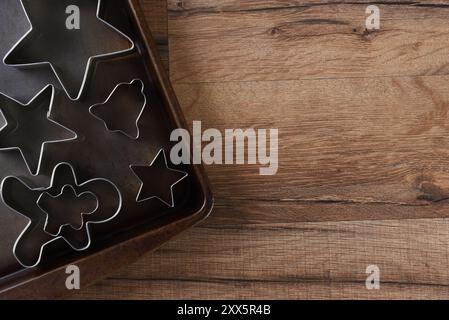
[140,0,169,70]
[168,0,449,12]
[168,1,449,83]
[171,76,449,221]
[75,217,449,299]
[73,279,449,299]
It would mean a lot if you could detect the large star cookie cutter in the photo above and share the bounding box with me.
[3,0,135,100]
[0,85,77,176]
[1,162,123,268]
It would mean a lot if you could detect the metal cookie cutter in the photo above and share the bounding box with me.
[1,162,123,268]
[3,0,135,100]
[130,149,188,208]
[37,184,99,237]
[0,85,77,176]
[89,79,147,140]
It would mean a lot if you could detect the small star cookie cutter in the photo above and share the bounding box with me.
[130,149,188,208]
[3,0,135,100]
[0,85,77,176]
[89,79,147,140]
[1,162,123,268]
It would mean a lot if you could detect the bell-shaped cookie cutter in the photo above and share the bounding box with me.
[3,0,135,101]
[89,79,147,140]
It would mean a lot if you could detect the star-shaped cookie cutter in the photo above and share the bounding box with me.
[130,149,188,208]
[1,162,123,268]
[89,79,147,140]
[0,85,77,176]
[3,0,135,101]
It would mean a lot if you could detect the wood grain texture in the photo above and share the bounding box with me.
[75,0,449,299]
[168,1,449,83]
[77,217,449,299]
[140,0,169,70]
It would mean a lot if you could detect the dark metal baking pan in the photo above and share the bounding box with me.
[0,0,213,298]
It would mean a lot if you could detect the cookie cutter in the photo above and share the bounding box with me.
[3,0,135,101]
[130,149,188,208]
[1,162,123,268]
[89,79,147,140]
[0,85,77,176]
[37,184,99,237]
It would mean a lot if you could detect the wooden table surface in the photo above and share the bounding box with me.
[75,0,449,299]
